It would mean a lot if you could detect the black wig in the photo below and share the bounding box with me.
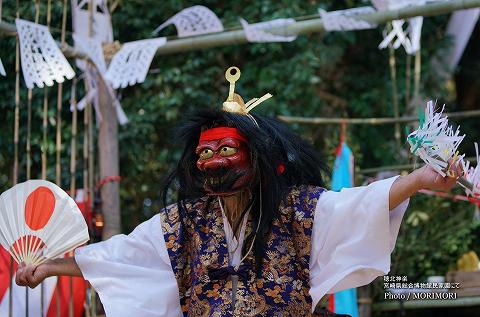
[161,108,329,271]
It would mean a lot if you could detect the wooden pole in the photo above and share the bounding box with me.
[41,0,52,181]
[97,76,121,239]
[405,54,412,108]
[69,78,77,317]
[41,0,51,306]
[413,49,422,100]
[387,23,401,149]
[10,1,20,315]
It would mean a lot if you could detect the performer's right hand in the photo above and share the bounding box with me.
[15,261,49,288]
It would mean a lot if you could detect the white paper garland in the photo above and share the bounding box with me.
[72,64,128,125]
[374,0,425,55]
[73,33,107,74]
[15,18,75,89]
[104,37,166,89]
[319,7,377,31]
[240,18,297,43]
[153,5,223,37]
[71,0,113,44]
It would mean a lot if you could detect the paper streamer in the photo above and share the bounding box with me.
[407,101,465,177]
[240,18,297,43]
[15,18,75,89]
[371,0,422,11]
[375,0,425,55]
[153,5,223,37]
[106,83,129,125]
[71,0,113,44]
[408,16,423,54]
[73,33,107,74]
[104,37,166,89]
[72,64,128,125]
[461,143,480,197]
[0,58,5,76]
[319,7,377,31]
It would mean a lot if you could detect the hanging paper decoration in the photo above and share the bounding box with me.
[371,0,421,11]
[104,37,166,89]
[319,7,377,31]
[71,68,99,113]
[73,64,128,125]
[407,16,423,54]
[106,83,129,125]
[72,33,107,74]
[15,19,75,89]
[0,58,5,76]
[71,0,113,44]
[407,101,465,177]
[370,0,389,11]
[153,5,223,37]
[240,18,297,43]
[373,0,425,55]
[378,18,423,55]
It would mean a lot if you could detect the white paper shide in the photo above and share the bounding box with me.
[319,7,377,31]
[154,5,223,37]
[15,19,75,89]
[104,38,166,89]
[241,18,297,43]
[73,34,107,74]
[374,0,424,55]
[0,58,5,76]
[71,0,113,44]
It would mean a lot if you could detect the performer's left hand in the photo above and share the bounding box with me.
[389,161,462,211]
[411,163,461,192]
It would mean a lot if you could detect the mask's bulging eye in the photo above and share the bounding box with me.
[199,149,214,160]
[219,146,238,157]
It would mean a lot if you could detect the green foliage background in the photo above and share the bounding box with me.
[1,0,479,304]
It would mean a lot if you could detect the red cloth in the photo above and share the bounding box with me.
[199,127,247,143]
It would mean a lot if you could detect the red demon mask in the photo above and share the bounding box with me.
[196,127,255,196]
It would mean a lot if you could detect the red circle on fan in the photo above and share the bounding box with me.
[11,235,45,256]
[24,186,56,230]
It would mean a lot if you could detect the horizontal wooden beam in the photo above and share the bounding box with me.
[278,109,480,125]
[1,0,480,57]
[153,0,480,55]
[0,20,87,59]
[359,156,477,174]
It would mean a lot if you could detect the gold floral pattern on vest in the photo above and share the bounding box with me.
[161,185,325,316]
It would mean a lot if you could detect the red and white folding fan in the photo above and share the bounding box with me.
[0,180,89,265]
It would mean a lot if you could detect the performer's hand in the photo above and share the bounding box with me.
[389,162,462,210]
[412,163,461,192]
[15,261,50,288]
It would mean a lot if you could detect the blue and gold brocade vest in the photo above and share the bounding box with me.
[160,185,326,317]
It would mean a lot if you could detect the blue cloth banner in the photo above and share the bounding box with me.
[331,142,358,317]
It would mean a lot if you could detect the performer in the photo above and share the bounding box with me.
[16,67,459,317]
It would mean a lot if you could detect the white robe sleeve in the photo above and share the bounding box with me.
[75,214,183,317]
[309,176,409,309]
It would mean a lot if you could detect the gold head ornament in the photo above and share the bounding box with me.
[222,66,272,115]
